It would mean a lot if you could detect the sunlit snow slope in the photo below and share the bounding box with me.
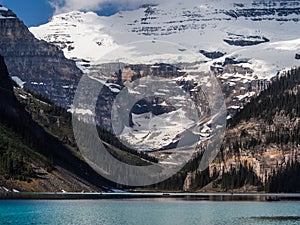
[30,0,300,78]
[29,0,300,151]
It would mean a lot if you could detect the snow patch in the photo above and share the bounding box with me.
[69,108,94,116]
[11,76,26,88]
[119,108,196,151]
[0,6,8,11]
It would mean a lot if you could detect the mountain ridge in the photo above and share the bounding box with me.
[0,5,83,108]
[29,0,300,120]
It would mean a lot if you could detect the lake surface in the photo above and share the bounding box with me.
[0,199,300,225]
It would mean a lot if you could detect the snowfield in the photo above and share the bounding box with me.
[30,0,300,79]
[29,0,300,151]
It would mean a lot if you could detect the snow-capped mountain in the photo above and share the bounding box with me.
[30,0,300,77]
[30,0,300,112]
[29,0,300,151]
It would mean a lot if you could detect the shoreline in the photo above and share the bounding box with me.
[1,192,300,201]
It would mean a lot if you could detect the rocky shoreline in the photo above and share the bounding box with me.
[1,192,300,201]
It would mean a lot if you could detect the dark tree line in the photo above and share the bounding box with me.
[214,163,262,191]
[224,67,300,192]
[230,67,300,127]
[266,160,300,193]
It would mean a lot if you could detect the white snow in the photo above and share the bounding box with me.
[0,6,8,11]
[18,94,27,100]
[11,76,26,88]
[69,108,94,116]
[27,0,300,149]
[235,91,256,101]
[1,186,10,192]
[109,87,121,93]
[228,105,240,110]
[87,75,121,93]
[29,0,300,81]
[30,11,118,67]
[0,15,15,19]
[30,82,45,86]
[119,108,196,151]
[269,38,300,51]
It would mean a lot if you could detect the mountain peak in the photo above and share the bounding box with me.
[0,5,16,18]
[50,10,99,23]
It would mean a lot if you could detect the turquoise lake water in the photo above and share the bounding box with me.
[0,199,300,225]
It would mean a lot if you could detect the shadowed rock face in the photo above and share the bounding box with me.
[0,54,17,117]
[0,6,82,108]
[0,54,13,96]
[0,54,112,192]
[0,54,46,149]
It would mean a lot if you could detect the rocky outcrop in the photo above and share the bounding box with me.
[223,36,269,47]
[199,50,225,59]
[0,6,82,107]
[183,171,196,192]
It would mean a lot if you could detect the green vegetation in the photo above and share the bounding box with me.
[2,46,300,191]
[150,151,211,191]
[226,67,300,192]
[150,67,300,192]
[15,88,80,158]
[0,125,37,181]
[266,160,300,193]
[214,163,262,191]
[16,88,157,168]
[230,67,300,127]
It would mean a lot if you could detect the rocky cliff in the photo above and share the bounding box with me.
[0,5,82,107]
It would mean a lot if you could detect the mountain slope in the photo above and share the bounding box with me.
[29,0,300,125]
[0,55,111,192]
[154,67,300,192]
[210,67,300,192]
[1,1,299,191]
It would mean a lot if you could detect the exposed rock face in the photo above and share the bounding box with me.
[224,1,300,21]
[223,35,269,46]
[0,6,82,107]
[183,171,196,192]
